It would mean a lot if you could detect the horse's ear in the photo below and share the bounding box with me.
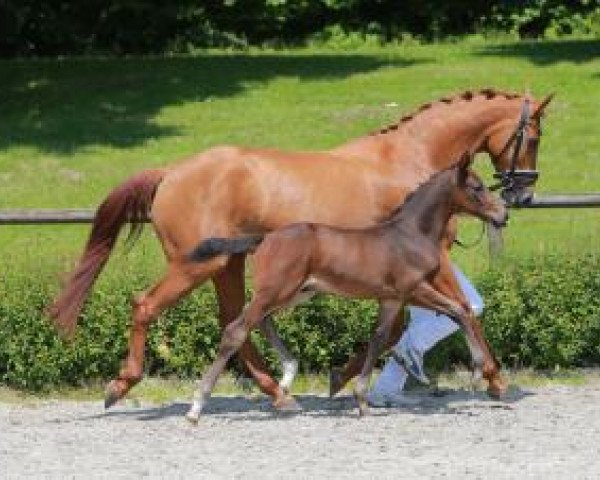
[532,93,555,120]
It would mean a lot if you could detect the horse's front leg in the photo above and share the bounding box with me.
[212,254,297,410]
[354,300,402,417]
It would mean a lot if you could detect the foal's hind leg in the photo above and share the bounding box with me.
[186,297,273,423]
[354,300,402,417]
[212,255,298,410]
[330,309,407,397]
[104,258,227,408]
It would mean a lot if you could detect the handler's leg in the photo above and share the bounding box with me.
[368,265,482,404]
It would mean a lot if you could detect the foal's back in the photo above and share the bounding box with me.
[251,219,437,303]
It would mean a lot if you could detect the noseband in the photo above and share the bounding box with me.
[490,98,539,204]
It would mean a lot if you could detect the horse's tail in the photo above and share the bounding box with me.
[48,169,166,338]
[188,235,265,262]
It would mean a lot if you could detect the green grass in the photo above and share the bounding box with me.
[1,39,599,279]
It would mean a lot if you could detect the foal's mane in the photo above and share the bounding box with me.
[372,88,523,136]
[384,163,458,222]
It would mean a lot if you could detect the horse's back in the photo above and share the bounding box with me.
[147,140,429,262]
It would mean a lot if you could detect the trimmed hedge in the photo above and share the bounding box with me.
[1,252,600,390]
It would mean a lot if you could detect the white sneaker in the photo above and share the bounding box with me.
[367,390,422,408]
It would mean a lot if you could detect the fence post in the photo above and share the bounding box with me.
[487,222,504,259]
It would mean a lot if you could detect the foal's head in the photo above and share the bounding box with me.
[450,152,508,228]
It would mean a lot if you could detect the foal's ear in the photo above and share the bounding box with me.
[532,93,555,120]
[456,151,472,183]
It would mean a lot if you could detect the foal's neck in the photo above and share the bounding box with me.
[389,175,455,245]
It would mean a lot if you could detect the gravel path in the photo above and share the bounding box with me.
[1,385,600,479]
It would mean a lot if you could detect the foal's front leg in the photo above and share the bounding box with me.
[354,300,402,416]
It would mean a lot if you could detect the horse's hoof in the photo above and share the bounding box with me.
[486,375,508,399]
[329,368,343,398]
[273,394,302,412]
[185,411,200,425]
[104,382,123,409]
[487,383,508,400]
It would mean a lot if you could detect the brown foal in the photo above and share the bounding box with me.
[185,154,507,422]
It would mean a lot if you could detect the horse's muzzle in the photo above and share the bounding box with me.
[495,170,538,207]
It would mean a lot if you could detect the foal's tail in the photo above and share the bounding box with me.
[48,169,166,338]
[188,235,264,262]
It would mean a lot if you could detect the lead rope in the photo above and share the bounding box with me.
[453,220,486,249]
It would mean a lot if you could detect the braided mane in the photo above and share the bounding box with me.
[373,88,523,135]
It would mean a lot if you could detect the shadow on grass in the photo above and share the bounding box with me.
[82,388,532,423]
[476,38,600,66]
[0,54,425,154]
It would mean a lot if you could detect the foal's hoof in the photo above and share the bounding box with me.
[353,390,369,418]
[104,381,125,409]
[329,368,343,398]
[357,399,369,418]
[185,411,200,425]
[273,394,302,413]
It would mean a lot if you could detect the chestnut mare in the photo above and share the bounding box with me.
[184,155,508,422]
[48,89,552,409]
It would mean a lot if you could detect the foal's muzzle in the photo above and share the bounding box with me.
[490,210,509,229]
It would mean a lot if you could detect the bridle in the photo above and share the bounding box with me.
[489,98,540,205]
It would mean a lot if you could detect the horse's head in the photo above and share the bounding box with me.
[485,93,554,205]
[452,152,508,228]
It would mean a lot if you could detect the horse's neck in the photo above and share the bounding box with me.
[340,98,522,172]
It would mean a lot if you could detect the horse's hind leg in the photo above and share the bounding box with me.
[354,300,402,416]
[212,255,298,410]
[260,289,315,394]
[105,258,226,408]
[260,318,298,394]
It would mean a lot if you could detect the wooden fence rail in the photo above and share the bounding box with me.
[2,194,600,257]
[0,209,97,224]
[512,194,600,209]
[2,194,600,225]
